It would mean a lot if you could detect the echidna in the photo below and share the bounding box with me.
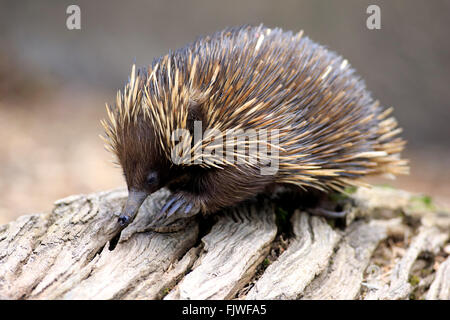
[101,25,408,228]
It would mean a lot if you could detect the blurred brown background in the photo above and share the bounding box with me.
[0,0,449,224]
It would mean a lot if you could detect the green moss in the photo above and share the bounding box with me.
[409,195,435,211]
[275,207,289,227]
[421,195,432,206]
[344,186,357,194]
[262,258,270,268]
[409,275,420,286]
[376,183,395,190]
[161,287,170,297]
[329,192,349,203]
[328,187,357,203]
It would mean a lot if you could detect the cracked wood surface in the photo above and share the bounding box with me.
[165,203,277,300]
[246,211,341,299]
[300,219,399,300]
[364,226,448,300]
[0,187,449,300]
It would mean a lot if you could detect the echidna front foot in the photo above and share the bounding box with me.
[157,192,201,222]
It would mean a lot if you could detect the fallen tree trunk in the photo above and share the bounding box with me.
[0,187,448,300]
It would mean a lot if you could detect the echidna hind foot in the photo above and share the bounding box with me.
[310,207,349,219]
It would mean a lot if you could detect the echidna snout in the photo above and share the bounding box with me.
[118,189,148,226]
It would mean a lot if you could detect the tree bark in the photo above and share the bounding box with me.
[0,187,448,300]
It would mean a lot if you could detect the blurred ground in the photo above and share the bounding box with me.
[0,0,449,224]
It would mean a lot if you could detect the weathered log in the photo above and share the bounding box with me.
[364,225,448,300]
[301,218,399,300]
[166,202,277,300]
[426,256,450,300]
[0,187,449,300]
[246,211,341,299]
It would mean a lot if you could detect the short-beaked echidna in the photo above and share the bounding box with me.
[101,25,409,228]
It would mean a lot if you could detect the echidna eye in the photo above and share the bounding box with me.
[146,172,158,186]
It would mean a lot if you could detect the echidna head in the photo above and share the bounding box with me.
[114,115,176,226]
[100,65,183,227]
[102,64,203,227]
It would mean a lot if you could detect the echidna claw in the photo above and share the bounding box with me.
[184,203,193,214]
[167,198,185,217]
[160,196,177,215]
[159,193,200,222]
